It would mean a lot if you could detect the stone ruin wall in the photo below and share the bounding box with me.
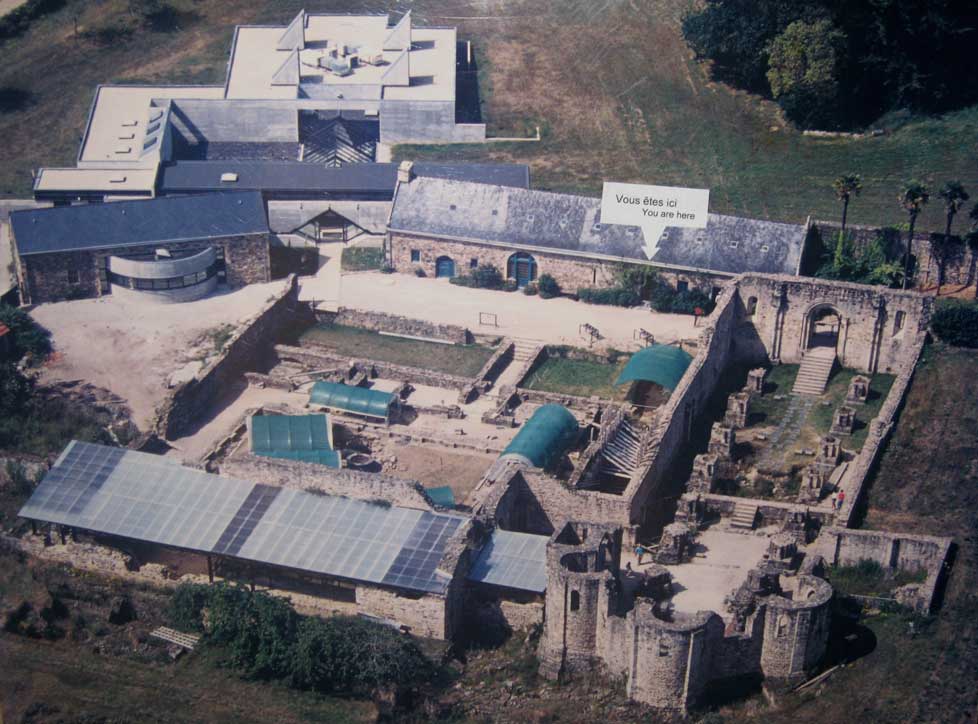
[735,274,932,373]
[813,527,952,613]
[317,306,473,345]
[155,275,312,439]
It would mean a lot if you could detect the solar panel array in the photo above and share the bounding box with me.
[20,441,465,594]
[468,529,549,593]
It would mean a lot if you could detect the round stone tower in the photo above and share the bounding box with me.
[625,601,724,711]
[760,574,833,682]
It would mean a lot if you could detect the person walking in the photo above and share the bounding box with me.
[836,490,846,510]
[830,491,838,509]
[635,544,646,565]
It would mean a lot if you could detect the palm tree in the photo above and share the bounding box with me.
[899,181,930,290]
[935,181,969,288]
[832,174,862,237]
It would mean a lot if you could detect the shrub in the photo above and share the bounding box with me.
[470,264,504,289]
[537,274,561,299]
[0,305,52,363]
[413,267,426,277]
[577,287,641,307]
[671,289,715,315]
[522,283,538,296]
[168,584,434,698]
[930,300,978,348]
[502,279,518,292]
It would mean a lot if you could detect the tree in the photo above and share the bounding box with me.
[766,19,845,128]
[934,181,969,287]
[0,304,51,363]
[969,202,978,299]
[832,174,862,238]
[898,181,929,289]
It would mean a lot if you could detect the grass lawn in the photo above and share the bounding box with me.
[748,364,799,427]
[521,355,627,400]
[299,324,494,377]
[340,246,384,272]
[808,369,895,450]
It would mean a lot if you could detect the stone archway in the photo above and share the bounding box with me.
[805,304,842,351]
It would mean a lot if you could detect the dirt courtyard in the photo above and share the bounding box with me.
[30,280,290,430]
[376,440,496,506]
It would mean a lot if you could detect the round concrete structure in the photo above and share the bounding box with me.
[108,247,218,303]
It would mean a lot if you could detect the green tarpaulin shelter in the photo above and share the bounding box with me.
[309,381,397,421]
[615,344,693,391]
[250,414,341,468]
[502,403,579,469]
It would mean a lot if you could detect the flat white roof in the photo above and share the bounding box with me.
[226,17,454,102]
[79,86,224,164]
[35,167,158,194]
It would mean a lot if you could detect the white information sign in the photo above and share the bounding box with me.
[600,182,710,259]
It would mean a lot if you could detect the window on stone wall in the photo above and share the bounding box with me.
[411,249,421,262]
[570,590,581,611]
[777,615,789,637]
[66,266,79,285]
[470,258,478,269]
[677,280,689,293]
[747,296,758,316]
[893,310,905,335]
[658,640,670,657]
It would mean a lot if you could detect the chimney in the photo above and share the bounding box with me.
[398,160,415,184]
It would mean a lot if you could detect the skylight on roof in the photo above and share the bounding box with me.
[221,173,239,183]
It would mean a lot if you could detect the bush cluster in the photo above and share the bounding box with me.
[449,264,517,291]
[651,286,715,315]
[930,300,978,348]
[0,0,64,41]
[0,305,52,364]
[576,287,641,307]
[168,583,434,698]
[536,274,561,299]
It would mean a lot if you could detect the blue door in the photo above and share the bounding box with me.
[436,256,456,278]
[507,252,537,287]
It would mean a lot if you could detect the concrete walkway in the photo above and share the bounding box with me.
[334,272,700,351]
[298,241,343,312]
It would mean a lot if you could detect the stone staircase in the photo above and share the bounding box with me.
[730,502,758,531]
[792,347,836,396]
[490,339,541,394]
[599,418,642,478]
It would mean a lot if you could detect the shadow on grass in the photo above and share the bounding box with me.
[0,87,32,113]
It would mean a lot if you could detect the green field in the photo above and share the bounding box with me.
[299,323,494,377]
[521,355,627,400]
[340,246,384,272]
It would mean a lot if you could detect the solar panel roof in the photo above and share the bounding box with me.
[468,529,549,593]
[20,441,464,594]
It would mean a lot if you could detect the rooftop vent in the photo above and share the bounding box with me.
[449,204,457,211]
[118,133,135,140]
[155,248,172,259]
[121,120,138,127]
[592,223,602,232]
[221,173,239,183]
[491,209,498,216]
[760,244,770,252]
[729,241,739,249]
[114,146,132,154]
[109,176,127,184]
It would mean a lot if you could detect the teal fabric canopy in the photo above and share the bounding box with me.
[309,381,396,420]
[502,404,579,469]
[615,344,693,391]
[425,486,456,508]
[251,414,340,468]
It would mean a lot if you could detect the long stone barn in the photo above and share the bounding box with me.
[10,191,272,305]
[387,170,811,293]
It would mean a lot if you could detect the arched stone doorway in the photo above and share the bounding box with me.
[435,256,456,278]
[507,251,537,287]
[806,304,842,350]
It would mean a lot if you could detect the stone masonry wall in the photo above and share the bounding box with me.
[355,585,448,639]
[388,231,727,294]
[16,234,271,305]
[156,276,310,439]
[736,274,931,373]
[318,307,473,345]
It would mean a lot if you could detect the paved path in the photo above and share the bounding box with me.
[331,272,700,351]
[758,395,815,469]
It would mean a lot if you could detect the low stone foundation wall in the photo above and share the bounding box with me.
[316,307,473,345]
[155,276,311,440]
[696,493,835,529]
[276,343,475,392]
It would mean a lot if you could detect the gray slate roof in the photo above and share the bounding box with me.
[11,192,268,256]
[389,178,806,276]
[159,161,530,197]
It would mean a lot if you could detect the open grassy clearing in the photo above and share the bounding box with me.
[807,369,894,450]
[300,323,494,377]
[340,246,384,272]
[521,355,627,400]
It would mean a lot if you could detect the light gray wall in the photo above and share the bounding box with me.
[108,247,215,279]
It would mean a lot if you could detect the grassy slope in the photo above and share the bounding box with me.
[521,356,627,400]
[397,0,978,234]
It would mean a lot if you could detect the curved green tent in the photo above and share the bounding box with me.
[250,414,341,468]
[615,344,693,391]
[309,381,396,421]
[502,404,579,469]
